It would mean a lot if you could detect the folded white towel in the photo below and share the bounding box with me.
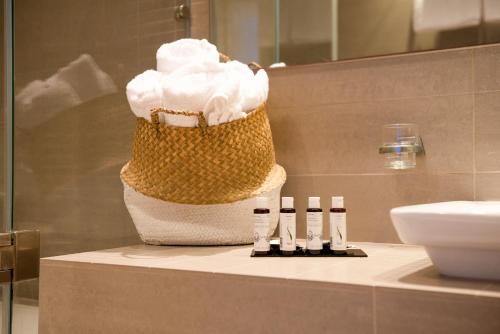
[413,0,481,33]
[126,70,164,121]
[156,39,220,74]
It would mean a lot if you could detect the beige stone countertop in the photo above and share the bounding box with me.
[41,241,500,298]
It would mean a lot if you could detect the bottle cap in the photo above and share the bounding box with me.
[331,196,344,208]
[256,197,268,209]
[281,197,294,208]
[308,196,320,209]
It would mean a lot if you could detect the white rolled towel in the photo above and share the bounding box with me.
[204,74,244,126]
[126,70,163,121]
[225,60,268,112]
[156,39,220,74]
[161,61,243,126]
[126,39,269,127]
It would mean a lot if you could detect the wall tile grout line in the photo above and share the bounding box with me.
[472,88,500,95]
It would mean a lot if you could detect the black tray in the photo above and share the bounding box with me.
[251,242,368,257]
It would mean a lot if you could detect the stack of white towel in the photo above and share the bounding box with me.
[126,39,269,127]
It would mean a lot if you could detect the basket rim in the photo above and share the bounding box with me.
[141,102,267,131]
[121,163,287,205]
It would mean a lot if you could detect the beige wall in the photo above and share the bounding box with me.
[191,0,210,40]
[267,44,500,243]
[196,0,500,244]
[11,0,500,257]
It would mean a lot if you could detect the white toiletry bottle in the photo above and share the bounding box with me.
[279,196,296,255]
[254,197,271,254]
[306,196,323,255]
[330,196,347,254]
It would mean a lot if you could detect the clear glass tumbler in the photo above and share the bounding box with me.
[381,123,419,169]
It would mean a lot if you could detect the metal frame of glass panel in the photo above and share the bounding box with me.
[2,0,13,332]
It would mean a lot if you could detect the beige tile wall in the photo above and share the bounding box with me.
[192,4,500,243]
[375,287,500,334]
[12,0,189,304]
[14,0,188,258]
[190,0,210,40]
[266,44,500,243]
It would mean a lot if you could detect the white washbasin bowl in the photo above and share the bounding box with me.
[391,201,500,281]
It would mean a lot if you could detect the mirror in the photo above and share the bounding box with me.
[210,0,500,67]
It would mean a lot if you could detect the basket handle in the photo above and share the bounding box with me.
[148,55,260,134]
[150,108,208,135]
[220,52,262,70]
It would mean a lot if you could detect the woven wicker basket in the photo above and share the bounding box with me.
[121,103,286,245]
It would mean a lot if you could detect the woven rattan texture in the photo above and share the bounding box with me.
[121,103,276,205]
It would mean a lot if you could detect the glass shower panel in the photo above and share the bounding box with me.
[12,1,189,333]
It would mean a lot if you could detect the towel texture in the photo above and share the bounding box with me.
[126,70,164,122]
[156,38,220,74]
[126,39,268,127]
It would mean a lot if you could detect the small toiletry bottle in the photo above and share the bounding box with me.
[330,196,347,254]
[254,197,271,254]
[279,197,296,255]
[306,197,323,254]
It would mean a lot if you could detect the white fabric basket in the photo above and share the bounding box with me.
[121,171,284,245]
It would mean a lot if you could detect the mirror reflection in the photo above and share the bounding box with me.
[211,0,500,67]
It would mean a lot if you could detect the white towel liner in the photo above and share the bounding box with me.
[121,165,285,245]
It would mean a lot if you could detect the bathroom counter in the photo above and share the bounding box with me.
[39,242,500,334]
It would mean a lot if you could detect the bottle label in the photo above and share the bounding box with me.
[279,212,296,251]
[330,212,347,251]
[254,214,270,252]
[306,211,323,250]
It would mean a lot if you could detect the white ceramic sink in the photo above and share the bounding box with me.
[391,201,500,281]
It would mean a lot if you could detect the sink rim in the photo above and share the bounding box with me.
[390,201,500,249]
[391,201,500,218]
[390,201,500,280]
